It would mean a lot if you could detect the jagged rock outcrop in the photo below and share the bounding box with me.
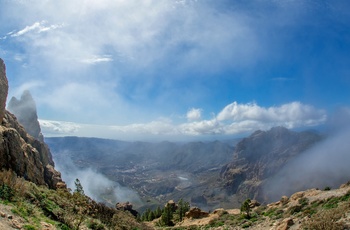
[116,202,138,217]
[185,207,209,219]
[0,58,65,189]
[0,59,8,122]
[8,90,44,141]
[221,127,322,203]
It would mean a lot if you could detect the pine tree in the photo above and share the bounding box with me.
[142,208,151,221]
[161,204,174,226]
[148,210,155,221]
[177,198,190,221]
[240,198,251,219]
[74,178,84,195]
[155,206,162,218]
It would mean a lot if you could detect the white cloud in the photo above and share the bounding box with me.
[39,119,81,135]
[186,108,202,121]
[39,101,327,140]
[217,101,326,125]
[80,55,113,64]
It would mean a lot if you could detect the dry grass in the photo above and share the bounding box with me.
[0,169,147,230]
[302,201,349,230]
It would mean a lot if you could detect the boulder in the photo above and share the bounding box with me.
[116,202,138,217]
[185,207,209,219]
[277,217,294,230]
[166,200,177,211]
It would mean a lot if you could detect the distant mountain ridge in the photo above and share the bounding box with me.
[221,126,323,203]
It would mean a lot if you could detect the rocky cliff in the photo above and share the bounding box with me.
[0,59,8,122]
[0,58,65,189]
[220,126,322,203]
[8,90,44,141]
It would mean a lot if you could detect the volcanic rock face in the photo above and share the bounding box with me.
[8,90,44,141]
[0,58,65,189]
[221,127,322,202]
[0,59,8,122]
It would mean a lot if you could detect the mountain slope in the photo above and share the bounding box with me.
[221,127,323,203]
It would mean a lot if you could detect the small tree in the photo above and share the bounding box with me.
[74,178,84,195]
[177,199,190,221]
[161,204,174,226]
[148,210,155,221]
[155,206,162,218]
[241,198,251,219]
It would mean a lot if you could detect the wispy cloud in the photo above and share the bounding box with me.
[10,21,63,37]
[80,55,113,64]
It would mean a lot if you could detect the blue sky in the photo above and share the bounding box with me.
[0,0,349,140]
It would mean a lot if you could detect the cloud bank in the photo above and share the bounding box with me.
[40,101,326,140]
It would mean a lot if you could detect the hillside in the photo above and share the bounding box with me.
[170,181,350,229]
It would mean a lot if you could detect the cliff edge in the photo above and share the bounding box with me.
[0,58,65,189]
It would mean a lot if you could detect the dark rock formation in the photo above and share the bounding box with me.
[116,202,138,217]
[0,58,65,189]
[221,127,322,202]
[185,207,209,219]
[0,58,8,122]
[8,90,44,141]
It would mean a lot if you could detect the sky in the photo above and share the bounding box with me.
[1,0,350,141]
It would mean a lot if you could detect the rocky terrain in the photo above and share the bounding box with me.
[0,58,64,189]
[166,181,350,229]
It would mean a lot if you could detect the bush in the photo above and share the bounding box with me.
[23,225,36,230]
[0,184,14,201]
[87,219,105,230]
[303,208,344,230]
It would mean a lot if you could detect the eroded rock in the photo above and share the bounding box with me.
[0,58,8,122]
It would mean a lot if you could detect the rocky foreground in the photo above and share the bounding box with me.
[143,181,350,229]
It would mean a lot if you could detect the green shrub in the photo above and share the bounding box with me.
[23,225,36,230]
[0,184,14,201]
[87,219,105,230]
